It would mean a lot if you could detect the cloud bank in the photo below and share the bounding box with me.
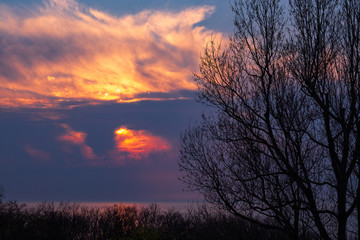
[0,0,217,108]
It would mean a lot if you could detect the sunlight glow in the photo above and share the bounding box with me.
[114,126,170,159]
[0,0,219,108]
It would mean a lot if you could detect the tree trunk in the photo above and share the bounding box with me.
[338,179,347,240]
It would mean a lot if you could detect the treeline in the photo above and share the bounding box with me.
[0,200,291,240]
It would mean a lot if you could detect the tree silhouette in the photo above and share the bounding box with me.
[179,0,360,239]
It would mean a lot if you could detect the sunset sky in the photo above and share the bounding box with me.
[0,0,232,202]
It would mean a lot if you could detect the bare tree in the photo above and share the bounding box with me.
[179,0,360,239]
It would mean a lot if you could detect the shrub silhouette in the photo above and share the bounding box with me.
[0,201,300,240]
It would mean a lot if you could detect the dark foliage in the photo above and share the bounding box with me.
[0,200,294,240]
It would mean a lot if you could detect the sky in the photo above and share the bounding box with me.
[0,0,233,203]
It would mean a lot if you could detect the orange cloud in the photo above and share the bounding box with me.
[25,145,51,161]
[57,123,97,160]
[114,126,170,159]
[0,0,219,108]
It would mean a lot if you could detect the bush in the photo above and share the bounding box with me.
[0,201,295,240]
